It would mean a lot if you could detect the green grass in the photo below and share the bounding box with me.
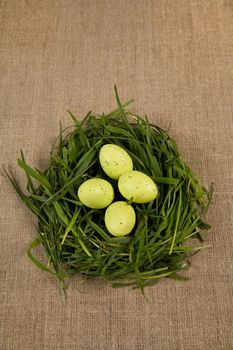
[4,87,213,295]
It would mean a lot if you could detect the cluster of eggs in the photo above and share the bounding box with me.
[78,144,158,236]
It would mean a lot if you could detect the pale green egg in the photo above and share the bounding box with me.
[99,144,133,180]
[104,201,136,236]
[118,170,158,203]
[78,178,114,209]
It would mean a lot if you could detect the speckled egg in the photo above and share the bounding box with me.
[118,170,158,203]
[78,178,114,209]
[104,201,136,236]
[99,144,133,180]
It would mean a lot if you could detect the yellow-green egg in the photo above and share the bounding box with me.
[118,170,158,203]
[78,178,114,209]
[99,144,133,180]
[104,201,136,236]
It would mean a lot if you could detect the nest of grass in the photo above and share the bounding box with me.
[5,88,213,295]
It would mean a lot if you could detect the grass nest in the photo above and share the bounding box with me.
[5,88,213,296]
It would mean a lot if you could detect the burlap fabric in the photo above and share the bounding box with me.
[0,1,232,349]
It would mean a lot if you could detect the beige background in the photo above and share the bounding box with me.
[0,1,232,349]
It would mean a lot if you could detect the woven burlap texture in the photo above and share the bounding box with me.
[0,1,232,349]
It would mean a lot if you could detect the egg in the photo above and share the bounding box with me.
[104,201,136,236]
[99,144,133,180]
[78,178,114,209]
[118,170,158,203]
